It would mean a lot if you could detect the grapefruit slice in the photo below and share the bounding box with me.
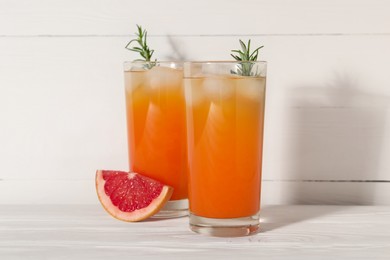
[96,170,173,222]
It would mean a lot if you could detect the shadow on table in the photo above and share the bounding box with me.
[259,205,342,232]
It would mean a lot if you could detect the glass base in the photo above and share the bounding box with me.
[151,199,188,219]
[189,212,260,237]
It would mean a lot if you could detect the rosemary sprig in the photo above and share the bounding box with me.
[125,25,156,69]
[231,39,263,76]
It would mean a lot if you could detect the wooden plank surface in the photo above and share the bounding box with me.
[0,205,389,259]
[1,0,390,35]
[1,36,390,182]
[1,0,390,205]
[1,180,390,205]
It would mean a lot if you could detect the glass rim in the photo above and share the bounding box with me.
[183,60,267,65]
[123,60,184,65]
[123,60,267,65]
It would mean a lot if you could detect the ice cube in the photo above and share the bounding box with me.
[184,79,206,107]
[124,70,148,93]
[202,76,235,101]
[148,66,183,91]
[236,77,266,100]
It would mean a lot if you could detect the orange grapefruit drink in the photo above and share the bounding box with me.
[184,61,266,236]
[124,62,188,218]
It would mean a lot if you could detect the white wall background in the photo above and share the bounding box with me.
[1,0,390,205]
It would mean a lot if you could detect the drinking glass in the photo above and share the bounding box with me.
[184,61,267,236]
[124,61,188,218]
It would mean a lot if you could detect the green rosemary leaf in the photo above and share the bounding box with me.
[230,39,263,76]
[231,54,241,61]
[125,25,156,67]
[231,50,244,55]
[250,46,263,58]
[131,47,143,51]
[239,40,247,52]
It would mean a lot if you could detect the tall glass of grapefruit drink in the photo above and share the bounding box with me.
[184,61,267,236]
[124,61,188,218]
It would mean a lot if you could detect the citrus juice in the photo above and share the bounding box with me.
[124,65,187,200]
[185,75,266,218]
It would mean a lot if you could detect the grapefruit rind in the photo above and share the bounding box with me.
[95,170,173,222]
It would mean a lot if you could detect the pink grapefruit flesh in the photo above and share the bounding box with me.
[96,170,173,222]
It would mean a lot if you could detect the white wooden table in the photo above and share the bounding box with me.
[1,205,389,259]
